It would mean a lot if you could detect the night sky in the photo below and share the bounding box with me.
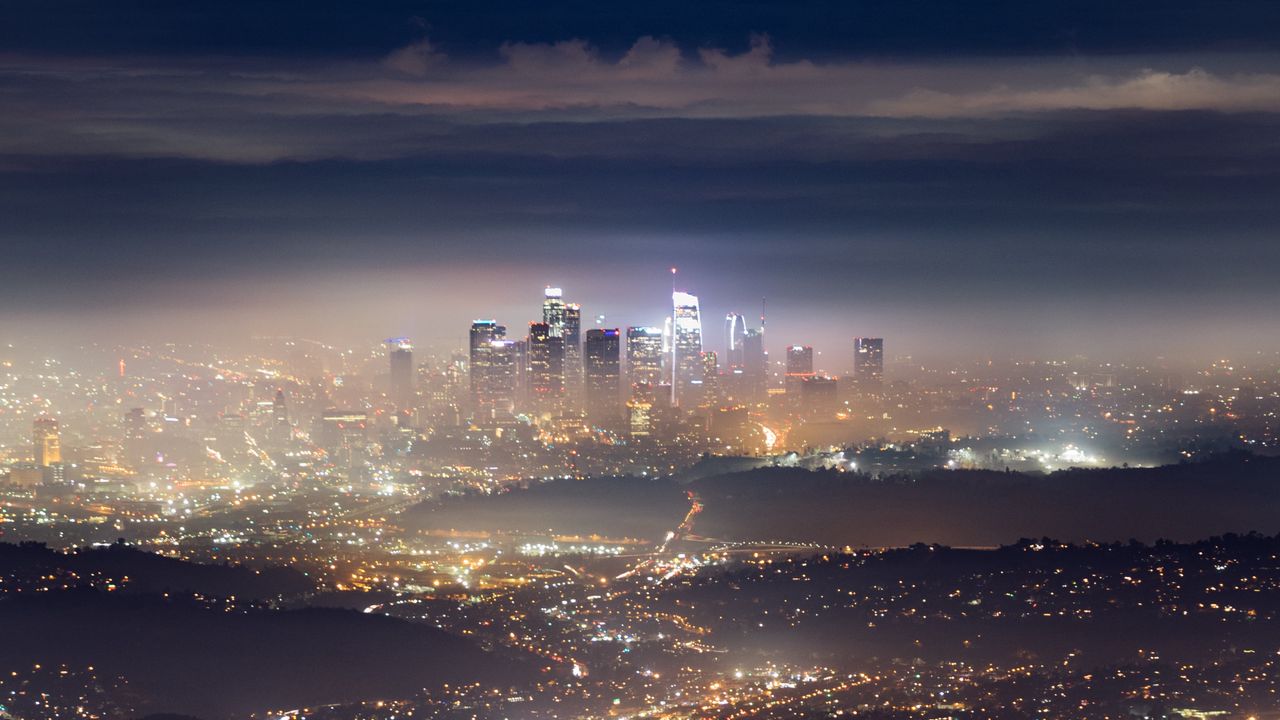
[4,1,1280,363]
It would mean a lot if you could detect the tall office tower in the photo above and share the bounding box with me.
[662,316,674,379]
[33,417,61,467]
[469,320,508,416]
[854,337,885,389]
[626,326,664,388]
[584,328,622,427]
[671,290,704,406]
[742,328,768,400]
[386,337,414,411]
[487,339,520,416]
[784,345,815,397]
[542,287,566,336]
[540,288,570,403]
[724,313,747,369]
[527,321,565,413]
[700,351,720,406]
[563,303,583,408]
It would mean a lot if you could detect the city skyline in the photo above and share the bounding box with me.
[5,3,1280,719]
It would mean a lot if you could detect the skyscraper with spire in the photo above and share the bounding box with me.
[671,290,703,407]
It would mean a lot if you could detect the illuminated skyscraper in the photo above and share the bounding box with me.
[540,288,572,408]
[626,326,664,388]
[527,321,565,413]
[785,345,815,398]
[854,337,885,389]
[671,290,703,406]
[487,340,520,416]
[563,302,583,408]
[742,328,768,400]
[724,313,747,369]
[701,351,720,406]
[584,328,621,427]
[386,337,414,411]
[33,417,61,467]
[542,287,566,337]
[470,320,514,416]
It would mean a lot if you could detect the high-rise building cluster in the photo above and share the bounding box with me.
[451,284,884,444]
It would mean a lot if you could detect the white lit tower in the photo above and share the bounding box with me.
[724,312,747,369]
[671,289,703,407]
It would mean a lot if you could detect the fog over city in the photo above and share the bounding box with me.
[6,3,1280,720]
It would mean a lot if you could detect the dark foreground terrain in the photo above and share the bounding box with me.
[0,543,534,718]
[410,453,1280,546]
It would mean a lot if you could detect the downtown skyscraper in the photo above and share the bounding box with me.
[470,320,516,418]
[671,290,703,407]
[584,328,621,427]
[527,321,565,414]
[724,312,747,369]
[742,328,768,400]
[563,302,583,408]
[854,337,885,390]
[626,327,664,389]
[541,287,577,411]
[785,345,815,398]
[386,337,414,413]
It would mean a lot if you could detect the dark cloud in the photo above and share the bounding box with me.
[5,0,1280,59]
[4,112,1279,347]
[2,2,1279,358]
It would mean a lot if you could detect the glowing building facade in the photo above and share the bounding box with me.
[527,321,565,413]
[470,320,514,417]
[671,291,704,406]
[785,345,815,398]
[626,326,664,388]
[854,337,885,389]
[724,313,747,369]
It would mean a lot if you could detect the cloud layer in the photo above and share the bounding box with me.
[2,7,1280,357]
